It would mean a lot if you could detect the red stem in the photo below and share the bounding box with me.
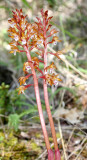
[43,48,58,150]
[43,16,61,159]
[24,46,50,152]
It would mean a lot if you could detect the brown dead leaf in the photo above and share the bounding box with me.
[53,108,84,124]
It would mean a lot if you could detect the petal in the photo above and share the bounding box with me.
[50,29,58,35]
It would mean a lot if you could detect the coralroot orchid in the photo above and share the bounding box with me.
[8,9,62,160]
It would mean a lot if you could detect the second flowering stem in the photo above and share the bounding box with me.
[43,16,61,159]
[24,46,51,154]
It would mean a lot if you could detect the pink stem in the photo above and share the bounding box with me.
[48,149,54,160]
[43,16,61,160]
[55,149,61,160]
[43,50,58,150]
[24,46,51,152]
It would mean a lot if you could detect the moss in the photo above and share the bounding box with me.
[56,133,60,139]
[0,130,41,159]
[35,133,41,138]
[31,140,41,153]
[49,137,53,142]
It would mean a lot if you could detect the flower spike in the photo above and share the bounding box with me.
[34,9,62,159]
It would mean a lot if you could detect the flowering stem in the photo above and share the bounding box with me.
[43,43,61,160]
[44,80,58,149]
[43,17,61,160]
[43,48,58,150]
[24,46,51,152]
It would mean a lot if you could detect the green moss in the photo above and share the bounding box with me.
[0,130,41,159]
[35,133,41,138]
[31,140,41,153]
[49,137,53,142]
[56,133,60,139]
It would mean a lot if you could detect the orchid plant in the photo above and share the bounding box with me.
[8,9,62,160]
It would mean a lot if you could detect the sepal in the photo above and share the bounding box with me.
[55,149,61,160]
[48,149,54,160]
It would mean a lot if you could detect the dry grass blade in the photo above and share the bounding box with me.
[58,119,67,160]
[47,45,87,80]
[67,136,87,160]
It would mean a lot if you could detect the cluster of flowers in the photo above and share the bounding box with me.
[8,9,62,95]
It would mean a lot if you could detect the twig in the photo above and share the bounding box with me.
[47,46,87,80]
[67,136,87,159]
[58,119,67,160]
[66,126,76,151]
[75,142,87,160]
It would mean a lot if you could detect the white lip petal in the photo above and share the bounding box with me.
[53,79,58,86]
[8,18,11,21]
[53,41,57,45]
[14,50,16,56]
[14,35,19,41]
[24,82,27,85]
[22,39,26,45]
[10,23,15,28]
[31,35,34,39]
[21,24,26,29]
[50,68,54,74]
[37,44,41,47]
[38,55,42,59]
[44,70,47,75]
[31,29,33,32]
[26,66,31,72]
